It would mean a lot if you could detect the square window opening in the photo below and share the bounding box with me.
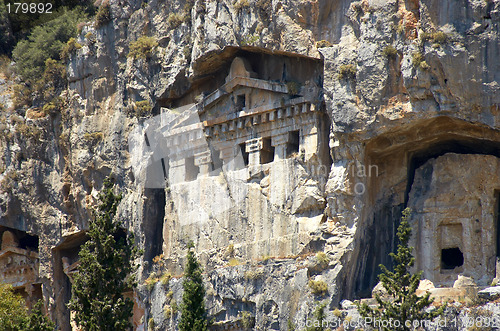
[441,247,464,270]
[236,95,246,111]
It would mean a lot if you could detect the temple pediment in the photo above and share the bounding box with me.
[199,57,290,120]
[202,76,288,110]
[0,229,40,300]
[157,54,327,184]
[0,247,39,288]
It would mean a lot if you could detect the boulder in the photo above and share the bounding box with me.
[372,281,389,298]
[453,275,476,288]
[478,286,500,300]
[419,279,435,291]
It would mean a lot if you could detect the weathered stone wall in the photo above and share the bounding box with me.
[409,153,500,287]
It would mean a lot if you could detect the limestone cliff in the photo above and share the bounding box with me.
[0,0,499,330]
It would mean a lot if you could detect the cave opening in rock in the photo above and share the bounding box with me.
[260,137,275,164]
[19,233,38,251]
[185,156,199,181]
[286,130,300,157]
[350,119,500,298]
[143,188,165,265]
[158,47,323,109]
[0,226,39,252]
[441,247,464,270]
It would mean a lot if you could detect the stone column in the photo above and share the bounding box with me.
[271,133,289,160]
[25,284,34,309]
[302,122,319,161]
[217,142,239,171]
[219,145,235,163]
[194,151,212,176]
[246,138,263,166]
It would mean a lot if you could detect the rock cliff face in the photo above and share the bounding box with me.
[0,0,499,330]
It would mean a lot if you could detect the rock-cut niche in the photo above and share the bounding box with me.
[348,117,500,298]
[408,153,500,287]
[154,49,330,264]
[0,226,41,308]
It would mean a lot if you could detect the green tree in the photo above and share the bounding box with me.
[305,302,327,331]
[0,286,55,331]
[2,0,95,55]
[25,300,55,331]
[12,7,87,82]
[179,241,207,331]
[0,283,29,330]
[0,0,15,54]
[357,208,445,330]
[68,177,138,331]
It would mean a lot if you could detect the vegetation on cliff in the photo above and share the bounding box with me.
[0,0,94,55]
[68,177,138,331]
[0,284,54,331]
[2,0,96,108]
[0,283,29,330]
[12,7,86,82]
[128,36,158,60]
[179,241,208,331]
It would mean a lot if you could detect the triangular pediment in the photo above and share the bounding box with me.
[202,76,288,111]
[200,57,289,114]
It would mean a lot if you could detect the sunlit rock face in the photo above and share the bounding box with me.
[154,55,330,269]
[0,0,499,329]
[408,153,500,287]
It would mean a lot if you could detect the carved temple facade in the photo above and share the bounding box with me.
[163,57,328,185]
[0,228,42,308]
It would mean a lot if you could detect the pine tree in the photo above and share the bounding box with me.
[25,300,55,331]
[0,283,29,330]
[305,302,327,331]
[357,208,445,330]
[68,177,138,331]
[0,285,55,331]
[179,241,207,331]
